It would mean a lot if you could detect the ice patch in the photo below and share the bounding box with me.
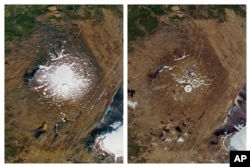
[151,142,158,146]
[128,100,138,110]
[30,48,93,101]
[229,126,246,150]
[50,49,69,61]
[160,65,174,72]
[233,124,244,131]
[110,121,122,130]
[172,68,210,92]
[164,138,172,142]
[96,125,123,162]
[34,64,90,100]
[174,53,189,61]
[184,85,192,93]
[177,137,184,143]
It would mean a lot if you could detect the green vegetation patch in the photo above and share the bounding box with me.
[5,5,46,42]
[63,5,81,11]
[148,5,166,16]
[138,8,159,33]
[128,5,165,42]
[185,5,246,23]
[5,14,36,41]
[5,14,34,41]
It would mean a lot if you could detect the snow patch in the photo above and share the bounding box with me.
[95,125,123,162]
[164,138,172,142]
[229,126,246,150]
[30,48,93,101]
[151,142,158,146]
[50,49,69,61]
[33,64,90,100]
[128,100,138,110]
[177,137,184,143]
[184,85,192,93]
[161,65,173,72]
[172,68,210,92]
[174,53,189,61]
[110,121,123,130]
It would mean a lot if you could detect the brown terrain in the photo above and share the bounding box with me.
[128,7,246,163]
[5,6,122,163]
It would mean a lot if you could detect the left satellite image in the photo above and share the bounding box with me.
[5,5,123,163]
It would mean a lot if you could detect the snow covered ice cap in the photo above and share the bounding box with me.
[30,48,93,101]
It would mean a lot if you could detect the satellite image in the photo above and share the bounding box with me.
[5,5,123,163]
[128,5,246,163]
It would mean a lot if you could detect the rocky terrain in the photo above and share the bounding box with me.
[5,5,123,163]
[128,5,246,163]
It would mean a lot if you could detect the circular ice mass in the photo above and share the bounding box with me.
[184,85,192,93]
[30,48,94,101]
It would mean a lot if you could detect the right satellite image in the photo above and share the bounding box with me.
[128,5,246,163]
